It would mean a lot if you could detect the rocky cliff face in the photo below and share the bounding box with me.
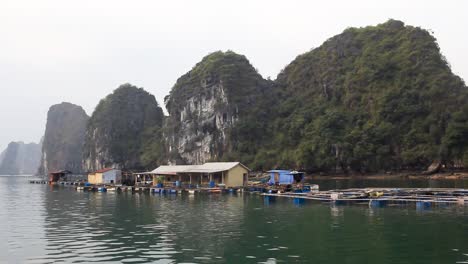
[33,20,468,174]
[0,141,41,175]
[0,149,5,166]
[83,84,164,171]
[38,102,89,175]
[166,80,234,164]
[164,51,274,165]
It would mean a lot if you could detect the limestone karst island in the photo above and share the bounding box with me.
[1,2,467,263]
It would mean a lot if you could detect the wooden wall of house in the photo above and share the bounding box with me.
[226,165,248,187]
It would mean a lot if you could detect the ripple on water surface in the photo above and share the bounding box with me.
[0,176,467,264]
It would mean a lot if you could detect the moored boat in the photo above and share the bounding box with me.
[207,188,222,193]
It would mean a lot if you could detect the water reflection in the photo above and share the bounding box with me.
[0,176,47,263]
[0,177,467,264]
[330,204,344,218]
[30,187,246,263]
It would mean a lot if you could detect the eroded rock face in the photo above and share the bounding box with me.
[83,127,116,172]
[167,81,237,164]
[164,51,273,165]
[0,141,41,175]
[38,102,89,175]
[82,84,164,171]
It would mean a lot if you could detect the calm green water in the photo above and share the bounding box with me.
[1,176,467,264]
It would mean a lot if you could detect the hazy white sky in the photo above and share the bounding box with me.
[0,0,467,151]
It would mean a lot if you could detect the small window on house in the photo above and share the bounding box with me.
[110,180,114,184]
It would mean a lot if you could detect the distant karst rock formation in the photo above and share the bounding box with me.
[83,84,165,171]
[0,141,42,175]
[255,19,468,172]
[0,149,5,166]
[38,102,89,175]
[35,19,468,174]
[164,51,274,166]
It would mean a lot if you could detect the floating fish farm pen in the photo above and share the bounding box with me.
[262,188,468,207]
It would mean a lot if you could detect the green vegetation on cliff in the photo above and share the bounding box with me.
[40,20,468,175]
[83,84,165,171]
[164,51,274,165]
[253,20,468,173]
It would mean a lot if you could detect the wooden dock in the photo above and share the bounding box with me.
[29,180,243,194]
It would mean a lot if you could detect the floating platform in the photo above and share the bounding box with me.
[262,188,468,206]
[29,180,85,185]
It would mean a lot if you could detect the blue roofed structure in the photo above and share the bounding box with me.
[268,170,304,185]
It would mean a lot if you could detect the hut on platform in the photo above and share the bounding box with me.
[88,168,122,184]
[139,162,250,188]
[48,170,72,182]
[268,170,304,185]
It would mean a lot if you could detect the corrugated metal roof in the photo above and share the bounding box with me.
[188,162,249,173]
[150,165,198,174]
[145,162,250,175]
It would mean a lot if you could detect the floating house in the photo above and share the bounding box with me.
[268,170,304,185]
[139,162,250,188]
[48,170,72,182]
[88,168,122,184]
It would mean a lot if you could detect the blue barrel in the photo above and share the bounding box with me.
[209,181,215,188]
[84,182,91,187]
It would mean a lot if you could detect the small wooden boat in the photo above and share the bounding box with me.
[207,188,222,193]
